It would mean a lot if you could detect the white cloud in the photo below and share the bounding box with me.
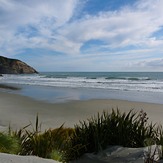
[141,58,163,67]
[0,0,78,28]
[0,0,79,56]
[57,0,163,52]
[0,0,163,71]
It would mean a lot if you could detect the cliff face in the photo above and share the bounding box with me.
[0,56,38,74]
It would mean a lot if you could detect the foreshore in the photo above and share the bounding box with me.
[1,90,163,131]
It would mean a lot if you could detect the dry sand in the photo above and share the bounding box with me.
[0,153,60,163]
[0,91,163,131]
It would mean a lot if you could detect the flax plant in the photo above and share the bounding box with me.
[65,109,157,161]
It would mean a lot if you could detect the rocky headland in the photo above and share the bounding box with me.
[0,56,38,74]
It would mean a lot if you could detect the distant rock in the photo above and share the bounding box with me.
[0,56,38,74]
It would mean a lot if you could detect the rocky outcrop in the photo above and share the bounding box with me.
[0,56,38,74]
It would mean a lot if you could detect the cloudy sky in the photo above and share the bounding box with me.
[0,0,163,72]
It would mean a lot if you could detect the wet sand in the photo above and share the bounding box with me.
[0,91,163,131]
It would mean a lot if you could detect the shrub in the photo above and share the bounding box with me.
[64,109,157,161]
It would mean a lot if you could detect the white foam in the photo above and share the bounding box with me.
[1,74,163,93]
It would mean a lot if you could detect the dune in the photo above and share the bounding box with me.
[0,153,60,163]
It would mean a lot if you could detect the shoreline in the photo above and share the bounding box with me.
[1,82,163,104]
[1,91,163,131]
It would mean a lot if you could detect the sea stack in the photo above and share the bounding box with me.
[0,56,38,74]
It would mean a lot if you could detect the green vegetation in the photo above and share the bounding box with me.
[7,115,74,162]
[0,133,20,154]
[1,109,163,162]
[64,109,157,161]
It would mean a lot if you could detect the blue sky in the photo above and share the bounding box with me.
[0,0,163,72]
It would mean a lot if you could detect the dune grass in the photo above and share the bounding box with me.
[1,109,163,162]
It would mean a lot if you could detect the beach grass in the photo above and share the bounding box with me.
[1,109,163,162]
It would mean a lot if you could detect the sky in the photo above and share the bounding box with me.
[0,0,163,72]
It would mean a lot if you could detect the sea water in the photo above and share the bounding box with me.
[1,72,163,103]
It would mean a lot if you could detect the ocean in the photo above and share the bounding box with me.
[1,72,163,103]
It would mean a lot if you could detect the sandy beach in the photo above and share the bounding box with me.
[0,91,163,131]
[1,86,163,163]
